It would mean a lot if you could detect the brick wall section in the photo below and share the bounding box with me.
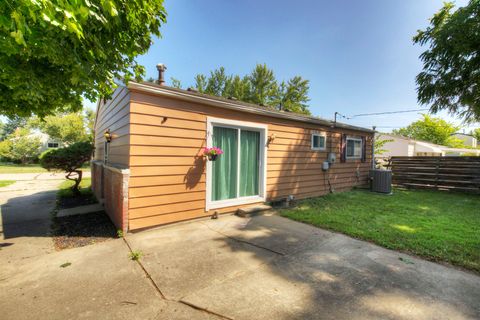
[103,165,129,233]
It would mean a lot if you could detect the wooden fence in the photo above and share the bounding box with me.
[388,156,480,193]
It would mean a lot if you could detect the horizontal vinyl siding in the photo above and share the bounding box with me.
[94,87,131,167]
[127,91,373,230]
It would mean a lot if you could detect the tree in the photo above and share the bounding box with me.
[471,128,480,142]
[39,141,93,194]
[248,64,278,106]
[193,64,311,115]
[414,1,480,123]
[0,0,167,118]
[194,74,207,93]
[170,78,182,89]
[392,114,462,147]
[0,128,42,164]
[29,113,89,145]
[0,116,28,141]
[374,135,394,156]
[205,67,229,97]
[275,76,311,115]
[84,109,96,141]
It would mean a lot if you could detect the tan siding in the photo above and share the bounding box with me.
[129,202,263,230]
[94,87,131,167]
[125,90,374,230]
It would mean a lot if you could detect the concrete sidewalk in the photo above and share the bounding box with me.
[0,179,61,267]
[0,171,91,182]
[1,213,479,320]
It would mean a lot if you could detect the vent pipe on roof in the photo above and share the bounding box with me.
[156,63,167,85]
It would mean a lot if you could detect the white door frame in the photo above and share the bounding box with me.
[205,117,268,211]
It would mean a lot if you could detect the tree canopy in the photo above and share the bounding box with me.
[414,0,480,123]
[0,0,166,118]
[191,64,311,115]
[471,128,480,142]
[0,127,42,164]
[392,114,463,147]
[29,112,91,145]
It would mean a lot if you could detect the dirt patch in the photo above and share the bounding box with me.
[52,211,117,250]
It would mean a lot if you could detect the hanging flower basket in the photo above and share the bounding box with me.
[203,147,223,161]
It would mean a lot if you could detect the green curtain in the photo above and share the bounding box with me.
[240,130,260,197]
[212,127,238,201]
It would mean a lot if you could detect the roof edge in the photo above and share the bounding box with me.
[127,82,374,134]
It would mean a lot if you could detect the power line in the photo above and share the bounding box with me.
[350,108,430,118]
[334,108,430,121]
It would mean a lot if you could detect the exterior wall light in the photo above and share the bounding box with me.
[104,129,112,143]
[268,133,276,143]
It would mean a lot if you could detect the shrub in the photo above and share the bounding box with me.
[40,141,93,194]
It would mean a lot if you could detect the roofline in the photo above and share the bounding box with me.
[127,82,374,134]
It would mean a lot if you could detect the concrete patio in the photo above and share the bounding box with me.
[1,210,479,319]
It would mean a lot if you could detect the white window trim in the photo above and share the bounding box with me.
[311,132,327,151]
[346,137,363,159]
[206,117,268,211]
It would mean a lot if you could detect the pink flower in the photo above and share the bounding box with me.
[203,147,224,156]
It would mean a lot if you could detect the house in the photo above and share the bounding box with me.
[452,133,477,148]
[28,131,62,152]
[92,73,374,232]
[375,133,480,158]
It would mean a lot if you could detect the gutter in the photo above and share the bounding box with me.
[128,82,374,134]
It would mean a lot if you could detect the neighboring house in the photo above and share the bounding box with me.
[27,131,62,152]
[92,79,374,232]
[376,133,480,158]
[452,133,477,148]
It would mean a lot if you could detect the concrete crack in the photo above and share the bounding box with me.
[122,237,233,320]
[179,300,235,320]
[121,237,166,299]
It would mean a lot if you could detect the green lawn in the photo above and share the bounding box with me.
[0,163,91,174]
[280,189,480,272]
[57,177,93,198]
[0,180,15,188]
[0,164,48,173]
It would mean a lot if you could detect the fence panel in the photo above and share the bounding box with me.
[388,156,480,193]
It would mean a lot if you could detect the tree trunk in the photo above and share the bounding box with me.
[66,170,82,195]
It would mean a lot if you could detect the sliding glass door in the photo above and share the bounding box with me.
[212,127,238,201]
[209,121,264,208]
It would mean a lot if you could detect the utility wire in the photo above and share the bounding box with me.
[335,108,430,120]
[350,108,430,118]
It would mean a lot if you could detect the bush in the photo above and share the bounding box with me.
[40,141,93,194]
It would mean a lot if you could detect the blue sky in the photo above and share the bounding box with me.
[116,0,478,132]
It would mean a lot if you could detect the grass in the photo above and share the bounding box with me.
[129,250,143,261]
[57,177,93,198]
[57,177,97,209]
[0,163,91,174]
[0,164,48,173]
[0,180,15,188]
[280,189,480,273]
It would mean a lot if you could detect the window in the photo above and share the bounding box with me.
[206,118,267,210]
[47,142,59,148]
[346,137,362,159]
[104,141,109,164]
[311,133,326,150]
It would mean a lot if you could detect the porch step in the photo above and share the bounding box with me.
[57,203,104,217]
[236,204,272,218]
